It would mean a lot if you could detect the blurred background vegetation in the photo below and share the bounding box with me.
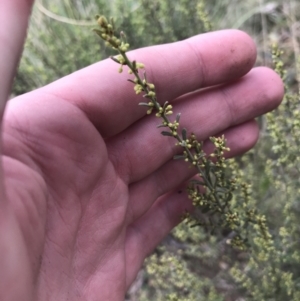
[14,0,300,300]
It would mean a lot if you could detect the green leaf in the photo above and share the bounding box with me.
[173,154,186,160]
[110,56,121,64]
[163,101,169,109]
[161,131,173,137]
[190,222,202,228]
[143,71,148,82]
[225,192,233,202]
[189,179,206,186]
[182,128,187,140]
[92,28,104,37]
[132,60,136,70]
[139,102,150,107]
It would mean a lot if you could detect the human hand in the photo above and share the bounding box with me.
[0,2,284,301]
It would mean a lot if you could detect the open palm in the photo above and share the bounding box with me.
[0,3,283,301]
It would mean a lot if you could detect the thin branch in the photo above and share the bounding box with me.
[36,1,95,26]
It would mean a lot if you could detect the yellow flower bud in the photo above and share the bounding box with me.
[97,16,108,27]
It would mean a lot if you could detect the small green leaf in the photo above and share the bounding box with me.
[225,192,233,202]
[190,222,202,228]
[161,131,173,137]
[173,155,186,160]
[205,161,211,175]
[110,56,121,64]
[139,102,150,107]
[143,71,148,82]
[93,28,104,37]
[189,179,206,186]
[132,61,136,70]
[216,187,229,193]
[182,128,187,140]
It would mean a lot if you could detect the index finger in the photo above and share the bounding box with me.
[40,29,257,137]
[0,0,34,114]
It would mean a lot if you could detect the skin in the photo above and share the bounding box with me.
[0,1,284,301]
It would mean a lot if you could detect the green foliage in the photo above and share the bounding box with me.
[95,14,271,253]
[96,11,300,300]
[15,1,300,300]
[13,0,211,95]
[143,247,224,301]
[220,44,300,300]
[13,0,107,95]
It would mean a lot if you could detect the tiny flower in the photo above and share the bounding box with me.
[97,16,108,27]
[148,91,156,97]
[136,62,145,69]
[147,108,153,114]
[147,83,155,90]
